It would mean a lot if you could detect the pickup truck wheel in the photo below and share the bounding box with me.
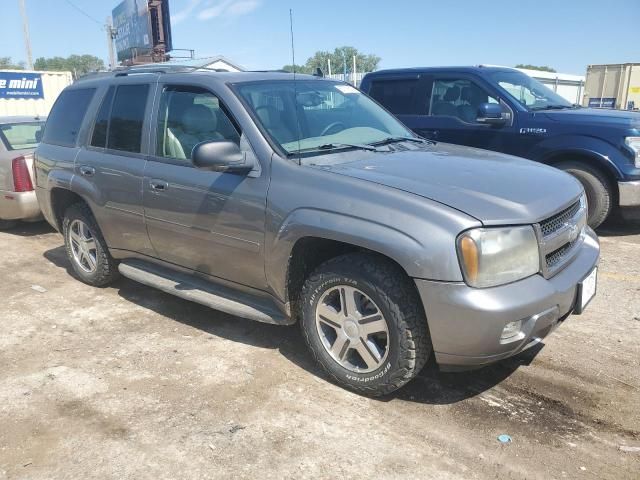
[0,219,17,231]
[557,161,612,229]
[300,253,431,396]
[62,203,119,287]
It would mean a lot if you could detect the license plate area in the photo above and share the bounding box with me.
[574,267,597,315]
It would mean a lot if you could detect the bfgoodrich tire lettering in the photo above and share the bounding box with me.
[300,252,431,396]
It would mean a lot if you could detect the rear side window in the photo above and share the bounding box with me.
[42,88,95,147]
[368,79,420,115]
[107,84,149,153]
[90,87,115,148]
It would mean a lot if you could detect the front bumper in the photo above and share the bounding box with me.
[0,189,42,221]
[619,180,640,207]
[415,228,600,370]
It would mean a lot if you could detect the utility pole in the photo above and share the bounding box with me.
[352,55,357,86]
[105,16,117,70]
[19,0,33,69]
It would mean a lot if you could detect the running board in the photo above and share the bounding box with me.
[118,260,292,325]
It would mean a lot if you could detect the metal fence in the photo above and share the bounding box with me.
[326,72,367,87]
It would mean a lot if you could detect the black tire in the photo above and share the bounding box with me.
[0,219,17,231]
[556,161,613,229]
[62,202,119,287]
[299,252,431,396]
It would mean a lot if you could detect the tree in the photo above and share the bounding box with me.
[281,64,312,74]
[34,54,105,78]
[282,46,381,75]
[0,57,25,70]
[515,64,557,73]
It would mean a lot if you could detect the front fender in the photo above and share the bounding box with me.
[530,134,625,179]
[265,207,467,303]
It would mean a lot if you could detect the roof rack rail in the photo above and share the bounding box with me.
[112,64,233,76]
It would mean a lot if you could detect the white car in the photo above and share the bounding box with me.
[0,116,46,230]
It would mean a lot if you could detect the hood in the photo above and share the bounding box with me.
[316,143,583,225]
[542,107,640,129]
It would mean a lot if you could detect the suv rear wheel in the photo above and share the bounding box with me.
[300,253,431,396]
[63,203,119,287]
[557,161,613,229]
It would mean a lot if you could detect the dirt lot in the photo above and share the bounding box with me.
[1,214,639,480]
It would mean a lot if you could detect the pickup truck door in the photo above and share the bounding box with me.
[74,78,156,256]
[142,82,269,289]
[409,74,517,153]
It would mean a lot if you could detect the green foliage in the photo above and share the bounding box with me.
[281,64,312,74]
[515,64,557,73]
[0,57,25,70]
[283,46,381,75]
[34,54,105,78]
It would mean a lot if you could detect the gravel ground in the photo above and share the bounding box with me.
[0,213,638,480]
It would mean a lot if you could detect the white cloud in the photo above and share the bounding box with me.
[172,0,204,24]
[197,0,262,20]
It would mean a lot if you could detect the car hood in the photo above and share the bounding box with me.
[315,143,582,225]
[542,107,640,129]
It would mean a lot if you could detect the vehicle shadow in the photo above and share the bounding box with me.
[42,245,542,405]
[3,221,55,237]
[596,209,640,237]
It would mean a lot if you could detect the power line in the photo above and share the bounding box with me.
[64,0,103,26]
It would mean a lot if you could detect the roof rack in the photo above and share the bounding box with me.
[113,64,232,76]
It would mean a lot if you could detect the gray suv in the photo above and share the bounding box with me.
[35,67,600,396]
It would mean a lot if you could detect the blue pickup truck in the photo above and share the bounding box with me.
[361,66,640,228]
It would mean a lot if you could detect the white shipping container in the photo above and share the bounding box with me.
[0,70,73,117]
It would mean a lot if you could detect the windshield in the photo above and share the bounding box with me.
[489,71,573,111]
[235,80,415,155]
[0,121,45,150]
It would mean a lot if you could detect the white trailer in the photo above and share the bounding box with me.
[516,68,585,105]
[0,70,73,117]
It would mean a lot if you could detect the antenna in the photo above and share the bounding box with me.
[289,8,302,162]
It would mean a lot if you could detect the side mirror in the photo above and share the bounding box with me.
[476,103,507,126]
[192,140,252,174]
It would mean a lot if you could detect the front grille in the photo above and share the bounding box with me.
[539,201,581,237]
[545,239,578,269]
[537,198,586,277]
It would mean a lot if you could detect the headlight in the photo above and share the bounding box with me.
[457,226,540,288]
[625,137,640,168]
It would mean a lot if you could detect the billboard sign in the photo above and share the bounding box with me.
[0,72,44,99]
[112,0,153,61]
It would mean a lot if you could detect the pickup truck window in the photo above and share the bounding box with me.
[368,79,422,115]
[488,70,572,110]
[430,79,499,123]
[42,88,95,147]
[236,80,412,155]
[156,86,240,161]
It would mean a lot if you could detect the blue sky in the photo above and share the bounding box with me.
[1,0,638,75]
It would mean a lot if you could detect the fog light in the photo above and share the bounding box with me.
[501,320,523,341]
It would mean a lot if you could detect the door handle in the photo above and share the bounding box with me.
[149,179,169,192]
[79,166,95,177]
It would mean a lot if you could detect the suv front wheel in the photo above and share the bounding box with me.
[300,253,431,396]
[63,203,119,287]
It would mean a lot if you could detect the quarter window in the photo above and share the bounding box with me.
[42,88,95,147]
[156,86,240,161]
[430,79,499,123]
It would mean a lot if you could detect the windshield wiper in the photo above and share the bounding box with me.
[288,142,380,155]
[369,136,433,146]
